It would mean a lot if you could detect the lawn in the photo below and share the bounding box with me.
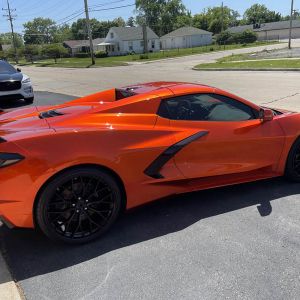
[194,58,300,70]
[17,41,279,68]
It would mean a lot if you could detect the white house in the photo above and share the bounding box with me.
[160,26,213,50]
[100,26,160,56]
[228,20,300,41]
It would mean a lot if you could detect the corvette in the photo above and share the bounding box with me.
[1,81,300,244]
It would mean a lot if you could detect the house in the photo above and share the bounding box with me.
[100,26,160,56]
[160,26,213,50]
[228,20,300,41]
[0,44,12,51]
[63,38,105,56]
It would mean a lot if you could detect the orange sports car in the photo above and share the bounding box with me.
[1,82,300,244]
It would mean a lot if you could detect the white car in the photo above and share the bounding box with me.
[0,60,34,104]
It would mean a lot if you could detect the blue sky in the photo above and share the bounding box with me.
[0,0,297,34]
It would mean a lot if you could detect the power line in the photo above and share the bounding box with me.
[90,3,135,12]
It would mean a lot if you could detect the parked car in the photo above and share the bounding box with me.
[0,60,34,104]
[1,81,300,244]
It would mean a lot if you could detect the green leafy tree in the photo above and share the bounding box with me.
[41,43,68,63]
[126,17,135,27]
[0,33,23,48]
[53,24,73,43]
[192,6,239,34]
[136,0,189,35]
[192,13,209,31]
[23,18,57,44]
[20,45,40,63]
[243,4,281,24]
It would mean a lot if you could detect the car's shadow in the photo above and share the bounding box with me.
[0,99,30,110]
[0,177,299,283]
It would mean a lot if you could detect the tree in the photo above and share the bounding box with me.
[136,0,189,35]
[0,33,23,48]
[20,45,40,63]
[243,4,281,25]
[192,6,240,34]
[126,17,135,27]
[23,18,57,44]
[71,17,126,39]
[41,44,68,63]
[53,24,73,43]
[192,13,209,31]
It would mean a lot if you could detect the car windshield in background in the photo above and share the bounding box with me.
[0,61,17,74]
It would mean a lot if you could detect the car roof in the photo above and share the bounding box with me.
[122,82,214,97]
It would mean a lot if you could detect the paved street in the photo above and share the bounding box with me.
[1,43,300,299]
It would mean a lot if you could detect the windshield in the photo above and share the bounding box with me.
[0,61,17,74]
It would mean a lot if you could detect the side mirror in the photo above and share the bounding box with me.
[259,109,274,122]
[17,68,21,72]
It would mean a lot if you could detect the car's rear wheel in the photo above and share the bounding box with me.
[36,167,122,244]
[285,138,300,182]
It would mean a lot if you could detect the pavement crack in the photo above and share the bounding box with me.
[262,92,300,104]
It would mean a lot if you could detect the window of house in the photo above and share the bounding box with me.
[140,41,144,48]
[157,94,258,121]
[151,40,155,49]
[110,32,114,39]
[128,41,133,51]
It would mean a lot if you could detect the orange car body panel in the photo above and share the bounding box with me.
[0,82,300,228]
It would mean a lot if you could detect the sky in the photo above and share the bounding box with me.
[0,0,297,34]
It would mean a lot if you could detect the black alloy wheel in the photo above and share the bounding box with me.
[36,167,122,244]
[285,138,300,182]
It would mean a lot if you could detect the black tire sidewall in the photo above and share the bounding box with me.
[285,138,300,182]
[36,167,122,244]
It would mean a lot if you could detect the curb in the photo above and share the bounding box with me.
[0,253,23,300]
[192,67,300,72]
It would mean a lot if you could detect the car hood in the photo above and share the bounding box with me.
[0,103,96,134]
[0,72,23,81]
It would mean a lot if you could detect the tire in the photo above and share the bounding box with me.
[24,97,34,104]
[285,138,300,182]
[35,167,122,244]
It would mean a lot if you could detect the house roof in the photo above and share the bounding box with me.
[63,38,105,48]
[110,26,159,41]
[161,26,212,39]
[228,20,300,34]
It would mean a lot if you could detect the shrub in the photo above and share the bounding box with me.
[95,51,108,58]
[41,44,68,62]
[216,31,233,45]
[139,54,149,59]
[74,52,90,58]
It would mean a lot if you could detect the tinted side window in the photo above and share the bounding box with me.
[158,94,257,121]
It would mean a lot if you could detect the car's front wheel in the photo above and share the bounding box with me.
[285,138,300,182]
[35,167,122,244]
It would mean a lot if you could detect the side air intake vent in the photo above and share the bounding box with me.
[0,137,6,143]
[39,110,64,119]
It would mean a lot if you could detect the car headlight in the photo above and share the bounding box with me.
[0,153,24,168]
[22,77,31,84]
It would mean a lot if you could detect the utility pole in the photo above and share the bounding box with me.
[221,2,224,32]
[84,0,95,65]
[143,24,148,54]
[289,0,294,49]
[2,0,18,64]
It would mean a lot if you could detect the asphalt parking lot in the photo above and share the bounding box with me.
[1,43,300,299]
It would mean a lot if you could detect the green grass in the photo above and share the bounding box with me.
[16,41,279,68]
[195,58,300,69]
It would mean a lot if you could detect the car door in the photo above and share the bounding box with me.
[157,93,286,180]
